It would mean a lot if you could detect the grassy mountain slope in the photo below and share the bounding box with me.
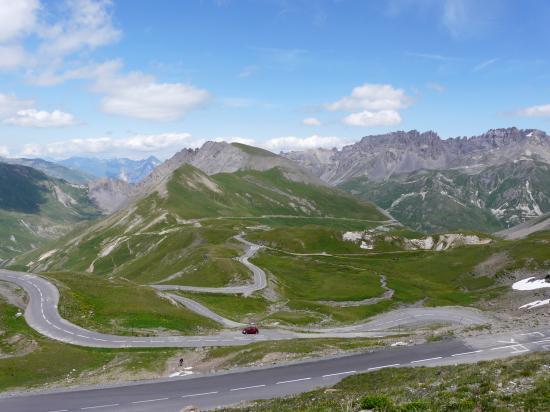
[0,163,100,260]
[1,157,93,185]
[18,164,385,279]
[340,160,550,233]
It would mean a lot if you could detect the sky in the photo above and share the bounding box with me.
[0,0,550,160]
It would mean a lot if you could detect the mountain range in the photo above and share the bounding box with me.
[0,162,100,261]
[286,128,550,232]
[58,156,161,184]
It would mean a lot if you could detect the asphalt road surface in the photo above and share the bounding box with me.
[0,269,492,348]
[0,328,548,412]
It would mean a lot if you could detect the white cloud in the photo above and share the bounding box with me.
[4,109,77,128]
[325,83,410,128]
[28,58,211,121]
[214,137,256,146]
[0,0,39,42]
[427,82,445,93]
[20,133,197,158]
[325,83,412,112]
[0,146,9,157]
[0,93,33,117]
[516,104,550,118]
[302,117,321,126]
[94,68,210,121]
[263,135,347,152]
[38,0,121,57]
[343,110,402,127]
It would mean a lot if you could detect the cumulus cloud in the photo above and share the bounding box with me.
[302,117,321,126]
[20,133,198,158]
[95,70,211,121]
[516,104,550,118]
[325,83,411,128]
[38,0,121,57]
[4,109,77,128]
[0,0,39,42]
[343,110,402,127]
[0,1,120,72]
[263,135,347,152]
[325,83,412,112]
[214,136,256,146]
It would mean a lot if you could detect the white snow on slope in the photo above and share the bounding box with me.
[519,299,550,309]
[512,277,550,291]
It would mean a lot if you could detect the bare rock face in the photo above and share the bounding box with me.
[285,128,550,184]
[136,141,323,194]
[88,178,133,214]
[99,141,324,213]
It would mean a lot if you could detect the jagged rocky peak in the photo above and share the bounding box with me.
[285,128,550,184]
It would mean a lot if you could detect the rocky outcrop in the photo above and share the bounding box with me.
[285,128,550,184]
[88,178,133,214]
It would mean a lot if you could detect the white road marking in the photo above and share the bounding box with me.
[181,391,219,398]
[451,350,483,357]
[411,357,442,364]
[276,377,312,384]
[81,404,119,410]
[47,409,69,412]
[131,397,169,404]
[368,364,400,371]
[322,370,356,377]
[230,384,266,391]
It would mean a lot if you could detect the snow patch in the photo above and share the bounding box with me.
[512,277,550,291]
[519,299,550,309]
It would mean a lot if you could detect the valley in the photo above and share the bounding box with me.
[0,137,548,411]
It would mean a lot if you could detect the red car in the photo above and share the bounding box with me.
[242,326,259,334]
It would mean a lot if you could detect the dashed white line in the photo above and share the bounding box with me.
[81,404,119,410]
[368,363,400,371]
[181,391,219,398]
[410,357,442,364]
[322,370,356,378]
[131,397,169,404]
[451,350,483,357]
[47,409,69,412]
[230,384,266,391]
[276,377,312,384]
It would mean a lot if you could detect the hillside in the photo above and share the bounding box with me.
[341,160,550,233]
[0,163,101,260]
[1,157,93,185]
[496,212,550,239]
[20,162,385,278]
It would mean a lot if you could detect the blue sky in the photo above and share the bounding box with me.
[0,0,549,159]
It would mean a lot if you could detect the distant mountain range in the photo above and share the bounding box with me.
[0,162,100,260]
[286,128,550,232]
[58,156,161,184]
[1,157,93,185]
